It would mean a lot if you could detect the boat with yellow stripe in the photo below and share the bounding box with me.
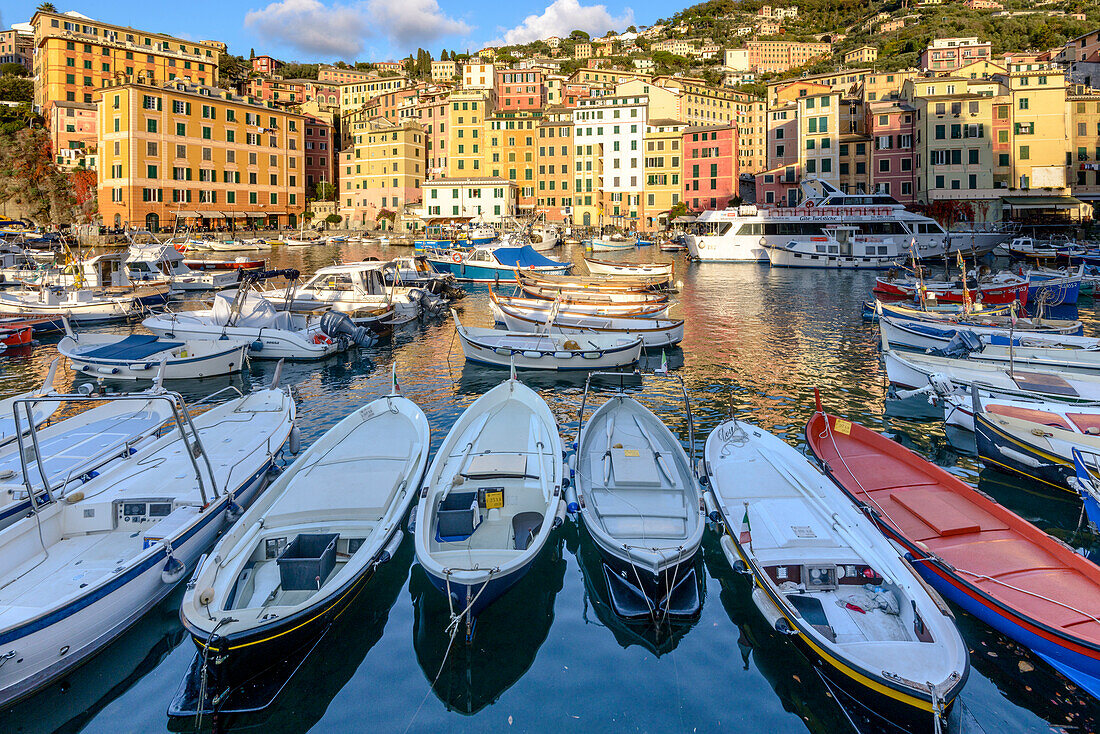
[171,379,429,716]
[703,416,968,731]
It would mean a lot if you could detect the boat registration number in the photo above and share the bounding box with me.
[624,449,639,457]
[833,419,852,435]
[483,489,504,509]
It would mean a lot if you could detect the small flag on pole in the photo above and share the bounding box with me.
[656,350,668,373]
[739,503,752,547]
[391,363,401,395]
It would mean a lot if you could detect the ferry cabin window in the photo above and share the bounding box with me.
[734,222,761,236]
[319,275,355,291]
[762,222,827,236]
[913,222,946,234]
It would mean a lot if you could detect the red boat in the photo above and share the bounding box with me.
[806,400,1100,700]
[183,257,265,271]
[873,273,1029,306]
[0,314,62,334]
[0,323,32,347]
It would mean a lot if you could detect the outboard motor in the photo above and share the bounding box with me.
[320,310,374,347]
[932,330,981,359]
[409,287,447,315]
[927,372,958,397]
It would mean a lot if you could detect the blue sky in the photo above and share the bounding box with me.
[3,0,662,64]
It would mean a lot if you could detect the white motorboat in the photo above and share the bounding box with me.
[454,311,642,371]
[290,262,444,319]
[882,332,1100,402]
[426,245,571,283]
[143,289,346,361]
[175,379,428,715]
[572,376,703,617]
[497,302,684,348]
[939,390,1100,432]
[584,258,674,282]
[283,237,323,247]
[59,328,248,381]
[210,239,271,252]
[125,243,239,291]
[413,374,564,637]
[0,387,178,530]
[528,225,560,252]
[488,290,672,322]
[0,287,142,323]
[0,360,60,448]
[703,417,969,727]
[586,237,636,252]
[0,383,296,706]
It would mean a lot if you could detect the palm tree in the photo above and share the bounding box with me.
[36,3,57,13]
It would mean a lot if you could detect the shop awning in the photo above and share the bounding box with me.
[1001,195,1083,210]
[671,216,697,224]
[172,210,201,218]
[197,210,223,218]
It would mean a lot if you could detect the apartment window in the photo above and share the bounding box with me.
[1020,146,1029,160]
[146,165,157,179]
[969,149,979,165]
[968,174,977,189]
[934,125,945,140]
[1018,98,1029,110]
[146,119,157,133]
[878,159,890,173]
[146,141,157,156]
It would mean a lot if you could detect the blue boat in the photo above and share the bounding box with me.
[1027,266,1083,305]
[426,245,571,283]
[414,222,497,250]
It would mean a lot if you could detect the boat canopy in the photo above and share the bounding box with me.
[492,245,565,268]
[212,290,294,329]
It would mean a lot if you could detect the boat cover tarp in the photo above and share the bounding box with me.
[82,334,183,360]
[212,290,294,329]
[492,246,565,268]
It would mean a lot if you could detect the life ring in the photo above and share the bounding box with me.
[451,252,463,263]
[805,200,815,208]
[313,333,333,345]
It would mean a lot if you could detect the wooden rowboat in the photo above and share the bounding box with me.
[583,258,673,281]
[488,289,671,322]
[517,269,665,292]
[518,283,669,305]
[806,403,1100,701]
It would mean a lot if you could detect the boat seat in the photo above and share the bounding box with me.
[82,334,182,360]
[1011,371,1078,397]
[512,512,543,550]
[436,491,479,542]
[1067,413,1100,435]
[890,490,981,536]
[988,405,1072,431]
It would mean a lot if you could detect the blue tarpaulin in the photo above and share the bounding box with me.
[492,246,566,268]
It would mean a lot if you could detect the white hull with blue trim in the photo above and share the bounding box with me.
[413,376,564,629]
[0,387,295,706]
[426,245,571,283]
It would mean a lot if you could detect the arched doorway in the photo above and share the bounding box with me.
[582,211,591,226]
[145,212,159,231]
[114,214,121,228]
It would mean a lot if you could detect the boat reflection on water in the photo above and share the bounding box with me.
[701,535,912,734]
[409,532,565,715]
[166,537,413,733]
[2,587,186,734]
[71,367,250,402]
[453,362,642,398]
[570,518,702,656]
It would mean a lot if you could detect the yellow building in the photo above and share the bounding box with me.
[732,92,767,173]
[32,10,222,110]
[338,77,409,115]
[642,120,685,230]
[339,118,425,228]
[485,110,541,211]
[95,78,305,231]
[535,107,574,221]
[843,46,878,66]
[446,90,490,177]
[1069,88,1100,203]
[431,60,457,83]
[996,64,1069,191]
[655,76,739,125]
[574,43,593,60]
[797,90,841,186]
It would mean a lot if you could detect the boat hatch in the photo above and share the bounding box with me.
[1011,370,1079,397]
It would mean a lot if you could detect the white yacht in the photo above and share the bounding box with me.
[289,261,446,319]
[687,180,1011,265]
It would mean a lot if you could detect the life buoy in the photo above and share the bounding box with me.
[313,333,333,345]
[451,252,463,263]
[805,200,815,208]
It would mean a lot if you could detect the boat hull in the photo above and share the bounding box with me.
[974,412,1084,496]
[428,261,570,283]
[62,342,247,381]
[421,555,538,619]
[144,318,343,361]
[874,279,1029,306]
[458,331,642,371]
[685,234,767,262]
[767,246,901,270]
[0,465,272,708]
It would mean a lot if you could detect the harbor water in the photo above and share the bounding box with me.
[2,242,1098,733]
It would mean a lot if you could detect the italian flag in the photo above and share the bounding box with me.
[738,507,751,546]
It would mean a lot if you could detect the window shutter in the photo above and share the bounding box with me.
[186,102,191,115]
[156,98,162,111]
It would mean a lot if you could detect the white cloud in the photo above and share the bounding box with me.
[244,0,471,58]
[495,0,633,46]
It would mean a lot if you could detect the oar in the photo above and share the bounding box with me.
[632,414,673,483]
[603,416,615,484]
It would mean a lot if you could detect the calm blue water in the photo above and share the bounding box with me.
[2,244,1098,733]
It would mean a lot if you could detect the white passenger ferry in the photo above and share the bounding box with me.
[686,180,1011,268]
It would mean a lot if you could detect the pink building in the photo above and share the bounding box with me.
[416,92,449,179]
[251,55,282,75]
[866,100,916,203]
[682,124,739,211]
[49,101,97,170]
[919,38,991,72]
[303,114,335,197]
[495,70,546,111]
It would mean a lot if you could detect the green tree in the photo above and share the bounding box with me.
[0,63,27,77]
[570,30,590,41]
[0,126,78,224]
[325,213,342,225]
[0,76,33,104]
[279,63,318,79]
[36,2,57,12]
[315,182,336,201]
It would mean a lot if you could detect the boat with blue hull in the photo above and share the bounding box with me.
[807,407,1100,703]
[426,245,571,283]
[413,373,564,638]
[1027,266,1084,306]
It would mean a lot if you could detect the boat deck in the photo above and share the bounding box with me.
[810,414,1100,644]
